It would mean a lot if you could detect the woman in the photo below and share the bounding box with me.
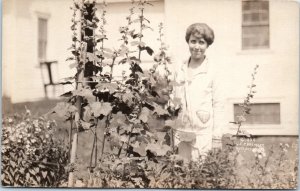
[174,23,226,161]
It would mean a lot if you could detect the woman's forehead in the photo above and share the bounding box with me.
[190,33,204,40]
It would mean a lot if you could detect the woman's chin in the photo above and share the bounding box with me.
[191,55,204,60]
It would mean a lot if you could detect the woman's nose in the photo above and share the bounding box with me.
[194,43,200,49]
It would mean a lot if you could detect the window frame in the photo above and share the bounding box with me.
[35,11,50,61]
[233,102,281,125]
[38,17,48,61]
[241,0,270,50]
[226,97,287,135]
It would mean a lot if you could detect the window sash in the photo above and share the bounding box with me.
[242,25,269,49]
[38,18,48,60]
[234,103,280,125]
[241,0,269,49]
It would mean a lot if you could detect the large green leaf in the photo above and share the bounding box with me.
[146,143,171,156]
[164,119,175,128]
[51,102,77,118]
[90,102,112,117]
[82,105,92,122]
[73,87,94,98]
[110,112,127,127]
[41,171,48,179]
[153,132,166,144]
[171,97,182,106]
[96,82,118,93]
[152,103,169,116]
[80,120,91,130]
[139,107,150,123]
[132,142,147,156]
[120,135,129,143]
[122,92,135,106]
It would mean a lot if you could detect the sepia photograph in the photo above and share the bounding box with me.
[2,0,299,189]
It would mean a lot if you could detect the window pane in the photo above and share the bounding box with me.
[261,12,269,22]
[243,1,251,11]
[242,0,269,49]
[234,103,280,124]
[251,1,260,10]
[252,12,260,22]
[243,13,251,22]
[38,18,48,60]
[242,25,269,49]
[261,1,269,10]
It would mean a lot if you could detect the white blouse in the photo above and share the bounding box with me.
[174,57,226,139]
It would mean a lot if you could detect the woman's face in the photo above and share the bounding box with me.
[188,34,208,60]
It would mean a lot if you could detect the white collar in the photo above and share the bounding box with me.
[183,57,209,75]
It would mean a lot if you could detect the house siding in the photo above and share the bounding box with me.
[2,0,298,135]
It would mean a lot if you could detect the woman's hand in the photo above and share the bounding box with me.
[212,138,222,150]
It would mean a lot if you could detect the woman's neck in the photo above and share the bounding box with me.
[188,56,206,68]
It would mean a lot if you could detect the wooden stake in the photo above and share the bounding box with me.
[68,132,78,186]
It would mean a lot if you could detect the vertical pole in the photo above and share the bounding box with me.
[68,0,85,186]
[68,118,73,162]
[68,74,84,187]
[68,1,95,186]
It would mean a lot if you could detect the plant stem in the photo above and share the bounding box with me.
[125,125,134,156]
[235,123,242,136]
[94,129,98,167]
[110,57,116,80]
[68,132,78,187]
[68,1,86,186]
[118,142,125,158]
[100,114,110,160]
[138,8,144,60]
[235,66,258,136]
[89,127,96,170]
[68,116,73,162]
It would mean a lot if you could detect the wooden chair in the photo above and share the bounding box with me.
[40,60,61,98]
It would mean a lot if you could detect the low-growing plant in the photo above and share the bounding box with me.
[1,110,69,187]
[238,143,298,189]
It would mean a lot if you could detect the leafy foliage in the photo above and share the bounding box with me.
[233,65,259,136]
[42,0,299,189]
[1,113,68,187]
[67,139,297,189]
[53,0,179,173]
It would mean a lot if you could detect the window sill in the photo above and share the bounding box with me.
[228,124,298,136]
[229,124,282,130]
[102,0,160,3]
[236,49,274,55]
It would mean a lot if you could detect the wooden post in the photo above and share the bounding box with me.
[68,73,84,187]
[68,1,95,186]
[68,132,78,186]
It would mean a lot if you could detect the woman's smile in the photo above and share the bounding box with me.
[188,34,208,61]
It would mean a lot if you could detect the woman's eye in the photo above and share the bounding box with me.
[200,40,205,44]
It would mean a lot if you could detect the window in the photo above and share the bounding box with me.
[234,103,280,124]
[38,18,48,60]
[242,0,269,50]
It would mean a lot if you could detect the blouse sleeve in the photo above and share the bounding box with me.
[173,63,186,102]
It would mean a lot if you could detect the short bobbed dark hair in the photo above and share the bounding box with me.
[185,23,214,46]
